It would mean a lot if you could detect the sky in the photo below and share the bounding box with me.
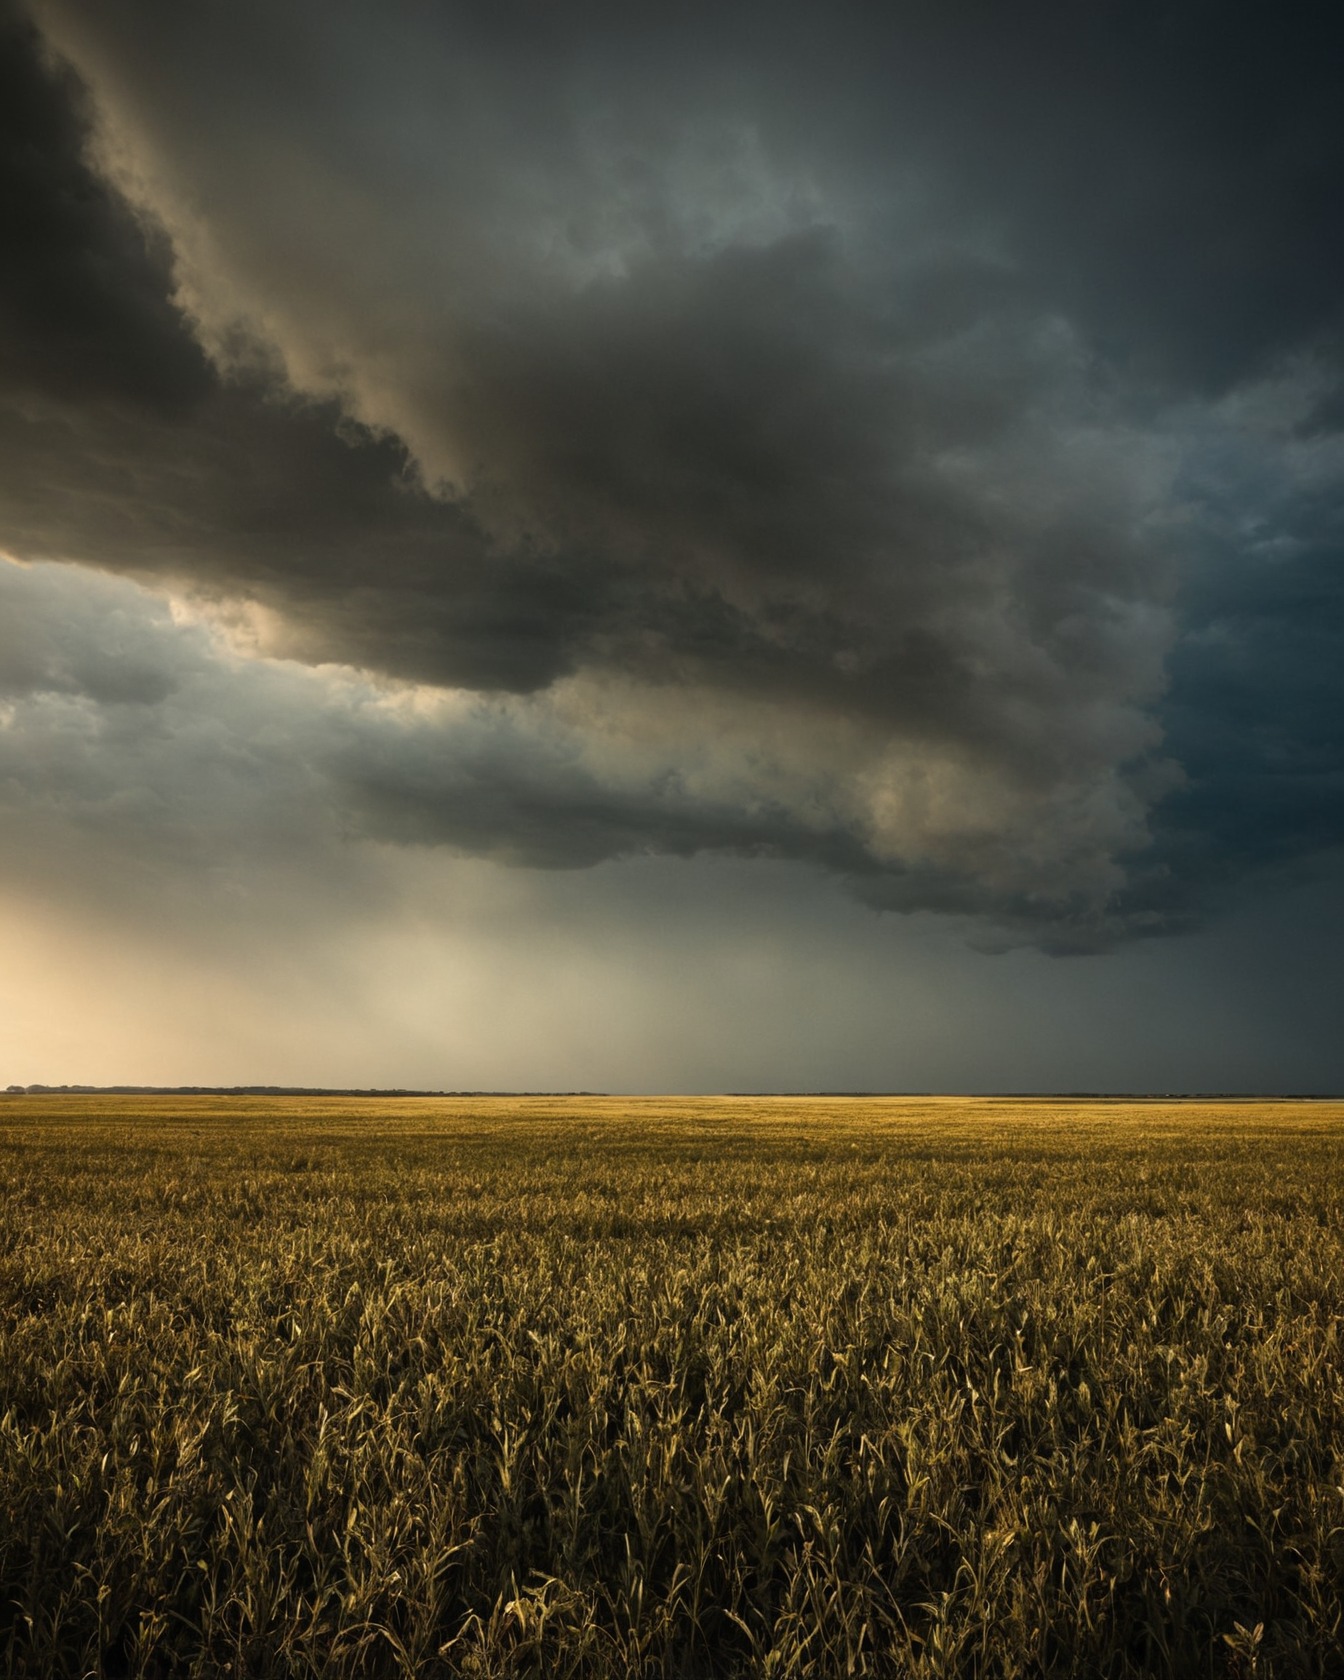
[1,0,1341,1091]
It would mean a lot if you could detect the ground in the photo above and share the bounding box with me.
[1,1094,1341,1677]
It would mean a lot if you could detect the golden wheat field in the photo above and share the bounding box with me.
[1,1094,1341,1678]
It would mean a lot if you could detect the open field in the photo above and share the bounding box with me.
[0,1095,1342,1678]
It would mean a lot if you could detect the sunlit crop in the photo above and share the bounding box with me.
[1,1094,1341,1677]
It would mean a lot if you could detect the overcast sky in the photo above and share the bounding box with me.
[2,0,1341,1089]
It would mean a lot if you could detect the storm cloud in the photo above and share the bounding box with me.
[2,0,1342,968]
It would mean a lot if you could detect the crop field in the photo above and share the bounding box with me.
[0,1095,1342,1678]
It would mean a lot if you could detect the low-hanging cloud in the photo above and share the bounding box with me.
[0,558,1170,952]
[2,0,1341,953]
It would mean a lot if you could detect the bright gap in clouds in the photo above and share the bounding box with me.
[4,832,1342,1095]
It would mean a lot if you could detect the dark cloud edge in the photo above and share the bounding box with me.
[2,0,1342,955]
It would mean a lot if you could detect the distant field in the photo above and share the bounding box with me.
[1,1095,1341,1678]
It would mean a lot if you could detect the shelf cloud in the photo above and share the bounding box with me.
[1,0,1341,1079]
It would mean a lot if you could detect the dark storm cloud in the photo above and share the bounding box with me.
[2,0,1342,947]
[866,3,1344,396]
[1151,488,1344,903]
[0,560,866,893]
[0,374,620,693]
[0,3,209,411]
[0,0,631,694]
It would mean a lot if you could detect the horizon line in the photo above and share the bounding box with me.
[5,1085,1341,1101]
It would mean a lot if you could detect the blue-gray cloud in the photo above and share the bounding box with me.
[0,0,1340,954]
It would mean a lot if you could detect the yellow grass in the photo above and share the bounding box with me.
[1,1095,1341,1676]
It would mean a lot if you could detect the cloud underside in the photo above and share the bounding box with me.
[1,0,1341,950]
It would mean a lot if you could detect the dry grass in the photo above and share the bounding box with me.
[0,1094,1341,1677]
